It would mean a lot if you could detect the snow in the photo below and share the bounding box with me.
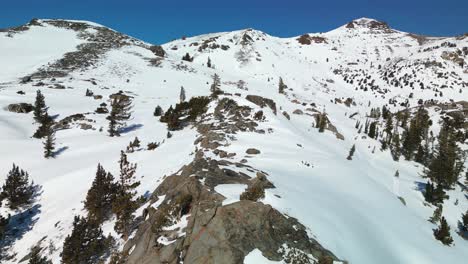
[0,18,467,264]
[244,249,281,264]
[214,184,247,205]
[0,23,84,83]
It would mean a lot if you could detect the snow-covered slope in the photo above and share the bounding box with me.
[0,18,467,264]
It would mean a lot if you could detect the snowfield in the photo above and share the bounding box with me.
[0,18,467,263]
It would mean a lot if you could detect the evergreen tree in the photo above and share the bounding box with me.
[61,216,110,264]
[107,95,133,137]
[112,151,140,239]
[424,181,445,205]
[210,74,222,97]
[43,120,56,158]
[390,132,401,161]
[179,86,186,103]
[459,210,468,233]
[28,246,51,264]
[33,91,53,139]
[368,121,378,139]
[33,90,47,123]
[153,105,163,117]
[318,113,327,133]
[182,53,193,62]
[433,217,453,245]
[425,121,461,189]
[0,214,8,240]
[429,205,443,224]
[278,77,287,94]
[1,164,35,209]
[207,57,212,68]
[347,144,356,160]
[84,164,116,224]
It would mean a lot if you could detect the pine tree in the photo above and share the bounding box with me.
[424,181,445,205]
[429,205,443,224]
[28,246,51,264]
[433,217,453,245]
[210,74,221,97]
[460,210,468,233]
[61,216,110,264]
[1,164,35,209]
[153,105,163,117]
[347,144,356,160]
[107,94,133,137]
[278,77,287,94]
[179,86,186,103]
[390,132,401,161]
[318,113,327,133]
[207,57,212,68]
[368,121,378,139]
[0,213,8,240]
[425,121,460,189]
[43,119,55,158]
[84,164,116,224]
[182,53,193,62]
[112,151,140,239]
[33,90,47,123]
[33,90,53,139]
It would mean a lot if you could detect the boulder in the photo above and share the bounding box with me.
[246,148,260,155]
[7,103,33,113]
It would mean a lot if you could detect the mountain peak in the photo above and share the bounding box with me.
[344,17,391,31]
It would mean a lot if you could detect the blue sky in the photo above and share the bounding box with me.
[1,0,466,44]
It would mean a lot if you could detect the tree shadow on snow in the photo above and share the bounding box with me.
[119,124,143,134]
[53,146,69,157]
[0,185,43,260]
[0,204,41,259]
[414,181,426,193]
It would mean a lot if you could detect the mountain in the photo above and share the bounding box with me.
[0,18,467,264]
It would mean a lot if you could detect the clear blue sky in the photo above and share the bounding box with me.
[1,0,466,44]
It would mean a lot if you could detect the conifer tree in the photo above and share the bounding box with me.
[433,217,453,245]
[179,86,186,103]
[390,132,401,161]
[368,121,378,139]
[207,57,212,68]
[278,77,287,94]
[43,120,55,158]
[460,210,468,233]
[429,205,443,224]
[153,105,163,117]
[424,181,445,205]
[84,164,116,224]
[61,216,110,264]
[28,246,51,264]
[425,121,460,189]
[107,95,132,137]
[347,144,356,160]
[182,53,193,62]
[33,90,47,123]
[1,164,35,209]
[33,90,53,139]
[112,151,140,239]
[318,113,327,133]
[0,213,8,240]
[210,74,221,97]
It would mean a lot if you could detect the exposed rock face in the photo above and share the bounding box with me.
[6,103,33,113]
[124,96,341,264]
[149,45,166,57]
[184,201,335,264]
[245,95,277,115]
